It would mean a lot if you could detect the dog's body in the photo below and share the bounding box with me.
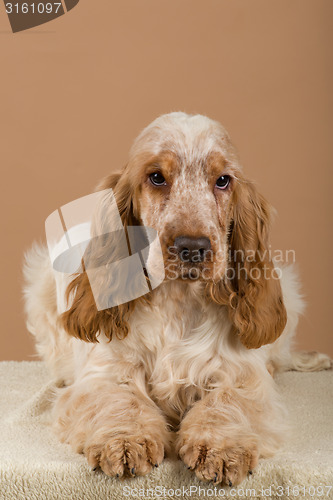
[24,113,331,485]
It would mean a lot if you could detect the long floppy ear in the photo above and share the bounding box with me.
[215,180,287,349]
[60,171,143,342]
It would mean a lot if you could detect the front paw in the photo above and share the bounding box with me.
[177,435,258,486]
[84,433,165,478]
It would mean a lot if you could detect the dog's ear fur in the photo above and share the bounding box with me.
[60,172,142,343]
[209,180,287,349]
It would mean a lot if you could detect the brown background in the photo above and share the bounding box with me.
[0,0,332,361]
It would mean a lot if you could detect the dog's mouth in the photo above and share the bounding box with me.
[157,240,225,282]
[163,257,218,282]
[180,267,204,281]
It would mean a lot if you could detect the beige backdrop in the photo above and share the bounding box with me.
[0,0,332,361]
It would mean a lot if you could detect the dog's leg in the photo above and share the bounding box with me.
[53,377,170,477]
[176,367,285,486]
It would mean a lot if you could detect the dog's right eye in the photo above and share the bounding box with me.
[149,172,166,186]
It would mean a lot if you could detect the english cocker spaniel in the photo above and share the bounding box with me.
[23,112,331,486]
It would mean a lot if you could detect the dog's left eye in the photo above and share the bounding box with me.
[149,172,166,186]
[215,175,231,190]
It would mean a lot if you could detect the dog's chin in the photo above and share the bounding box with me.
[164,261,218,282]
[178,269,202,281]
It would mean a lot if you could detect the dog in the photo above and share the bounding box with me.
[23,112,331,486]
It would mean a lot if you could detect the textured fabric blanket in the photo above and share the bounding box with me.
[0,361,332,500]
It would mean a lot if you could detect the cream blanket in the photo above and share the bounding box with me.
[0,361,332,500]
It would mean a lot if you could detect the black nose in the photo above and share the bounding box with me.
[173,236,212,263]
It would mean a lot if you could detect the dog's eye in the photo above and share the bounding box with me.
[215,175,230,190]
[149,172,166,186]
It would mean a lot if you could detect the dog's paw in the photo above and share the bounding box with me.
[84,434,164,477]
[177,437,258,486]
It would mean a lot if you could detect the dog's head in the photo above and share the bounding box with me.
[61,112,287,349]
